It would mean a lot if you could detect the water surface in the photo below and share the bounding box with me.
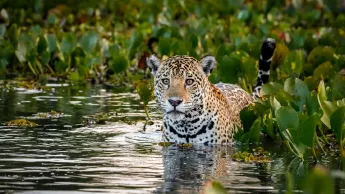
[0,83,343,193]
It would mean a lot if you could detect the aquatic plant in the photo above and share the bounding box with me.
[231,147,271,163]
[6,119,37,127]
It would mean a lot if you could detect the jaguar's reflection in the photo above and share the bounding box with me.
[154,144,277,193]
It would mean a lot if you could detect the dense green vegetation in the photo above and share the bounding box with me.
[1,0,345,192]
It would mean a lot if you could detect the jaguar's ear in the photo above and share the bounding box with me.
[146,54,161,75]
[200,55,216,76]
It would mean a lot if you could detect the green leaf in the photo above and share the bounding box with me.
[15,50,26,63]
[61,33,77,55]
[203,181,227,194]
[331,73,345,100]
[282,50,304,77]
[217,55,240,83]
[282,128,306,158]
[307,46,335,68]
[313,61,333,80]
[303,166,334,194]
[7,24,18,45]
[317,80,327,102]
[249,117,261,143]
[37,35,48,54]
[136,81,154,106]
[270,96,281,116]
[276,106,299,131]
[240,105,257,132]
[284,77,309,112]
[110,55,128,74]
[47,34,58,53]
[70,71,80,81]
[0,24,6,38]
[261,82,283,96]
[318,81,340,128]
[127,31,143,60]
[0,59,8,72]
[330,107,345,143]
[41,51,50,65]
[158,38,171,56]
[262,109,275,139]
[79,31,99,54]
[55,61,67,74]
[299,113,319,147]
[188,34,198,49]
[306,91,320,116]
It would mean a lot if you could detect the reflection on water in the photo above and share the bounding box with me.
[0,83,343,193]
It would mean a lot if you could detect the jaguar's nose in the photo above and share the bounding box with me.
[168,99,183,107]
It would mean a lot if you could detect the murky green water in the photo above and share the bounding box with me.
[0,83,344,193]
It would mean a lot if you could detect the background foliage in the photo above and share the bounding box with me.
[1,0,345,192]
[1,0,345,153]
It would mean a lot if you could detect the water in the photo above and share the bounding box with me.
[0,83,343,193]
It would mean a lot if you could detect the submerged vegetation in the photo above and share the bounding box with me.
[6,119,37,127]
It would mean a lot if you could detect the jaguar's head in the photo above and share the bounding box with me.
[146,55,216,120]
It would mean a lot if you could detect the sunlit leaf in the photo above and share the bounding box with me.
[15,50,26,63]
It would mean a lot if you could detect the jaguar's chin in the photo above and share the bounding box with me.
[166,110,185,120]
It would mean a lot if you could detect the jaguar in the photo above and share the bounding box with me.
[146,38,276,144]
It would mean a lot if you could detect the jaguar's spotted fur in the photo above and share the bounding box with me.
[147,39,276,144]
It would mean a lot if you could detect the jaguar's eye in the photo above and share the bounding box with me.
[161,78,170,85]
[185,79,194,85]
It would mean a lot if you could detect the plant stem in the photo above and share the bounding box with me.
[317,124,329,144]
[144,105,151,120]
[316,137,326,154]
[285,140,302,160]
